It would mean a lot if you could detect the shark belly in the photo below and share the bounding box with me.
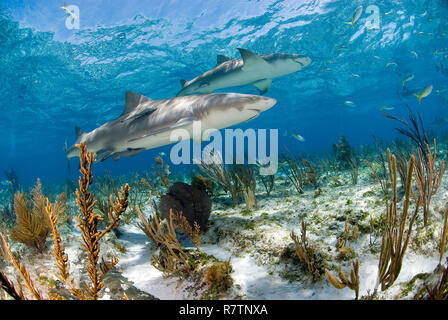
[200,68,271,93]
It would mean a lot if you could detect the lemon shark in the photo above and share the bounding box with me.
[66,91,276,161]
[176,48,311,96]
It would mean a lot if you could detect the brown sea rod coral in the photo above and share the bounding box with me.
[325,260,360,300]
[0,143,131,300]
[376,149,420,292]
[74,143,130,300]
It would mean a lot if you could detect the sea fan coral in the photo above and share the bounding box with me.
[9,180,67,253]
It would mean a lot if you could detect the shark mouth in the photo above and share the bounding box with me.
[244,109,261,123]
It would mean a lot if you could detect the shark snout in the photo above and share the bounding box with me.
[251,96,277,112]
[294,55,311,67]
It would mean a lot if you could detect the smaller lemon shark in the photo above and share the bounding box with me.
[176,48,311,96]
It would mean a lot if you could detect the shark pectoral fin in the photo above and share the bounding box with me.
[217,54,231,65]
[127,117,196,143]
[125,148,145,157]
[121,108,157,123]
[122,91,152,116]
[96,148,114,162]
[253,79,272,95]
[237,48,269,70]
[112,148,145,161]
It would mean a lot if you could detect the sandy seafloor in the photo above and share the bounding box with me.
[1,165,446,300]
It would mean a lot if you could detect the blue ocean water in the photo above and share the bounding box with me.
[0,0,447,185]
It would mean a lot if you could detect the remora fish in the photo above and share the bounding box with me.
[176,48,311,96]
[66,91,277,161]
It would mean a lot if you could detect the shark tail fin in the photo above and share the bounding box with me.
[180,79,187,88]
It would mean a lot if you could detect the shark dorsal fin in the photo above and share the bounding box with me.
[74,126,86,141]
[217,54,231,65]
[123,91,151,116]
[180,79,187,88]
[237,48,268,70]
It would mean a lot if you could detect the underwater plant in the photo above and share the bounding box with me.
[438,204,448,265]
[0,143,132,301]
[191,174,215,196]
[258,170,275,197]
[153,156,172,190]
[333,136,357,171]
[10,179,66,254]
[376,149,420,292]
[0,270,22,300]
[335,218,358,260]
[198,151,241,206]
[0,203,15,227]
[95,172,150,227]
[137,204,191,273]
[325,260,360,300]
[413,140,445,226]
[384,106,429,161]
[73,143,130,300]
[424,257,448,300]
[233,164,257,211]
[290,221,322,281]
[280,151,306,194]
[0,231,43,299]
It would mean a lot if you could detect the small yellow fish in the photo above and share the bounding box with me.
[60,2,79,21]
[380,106,394,111]
[351,74,360,78]
[291,134,306,142]
[279,162,288,167]
[343,101,356,107]
[344,6,363,28]
[386,62,398,67]
[410,51,418,58]
[401,74,414,87]
[414,85,433,104]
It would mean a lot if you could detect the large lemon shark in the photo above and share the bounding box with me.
[66,91,276,161]
[176,48,311,96]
